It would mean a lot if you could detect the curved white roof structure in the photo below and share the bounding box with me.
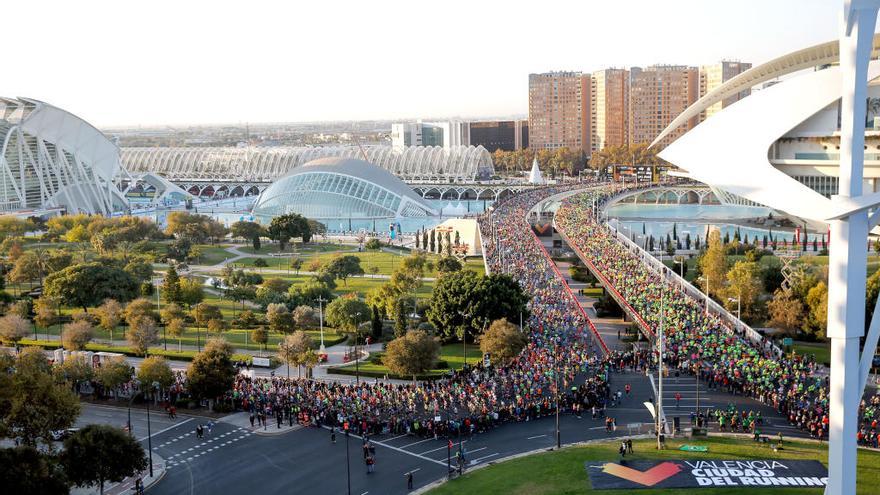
[121,145,495,183]
[659,60,880,222]
[0,97,128,215]
[252,157,439,221]
[652,34,880,148]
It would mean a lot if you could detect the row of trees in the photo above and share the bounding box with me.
[491,147,586,176]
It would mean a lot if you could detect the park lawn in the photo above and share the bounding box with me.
[237,242,349,255]
[427,436,880,495]
[792,341,831,365]
[190,244,233,265]
[582,287,604,297]
[345,344,483,378]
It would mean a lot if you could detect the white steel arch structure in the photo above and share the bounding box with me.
[120,145,495,183]
[0,97,128,215]
[658,3,880,492]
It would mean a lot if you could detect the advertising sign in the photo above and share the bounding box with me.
[586,459,827,489]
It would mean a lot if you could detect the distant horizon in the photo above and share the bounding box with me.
[2,0,855,127]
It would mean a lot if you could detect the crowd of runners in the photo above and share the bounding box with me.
[554,188,880,445]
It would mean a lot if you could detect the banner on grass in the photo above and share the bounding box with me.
[585,459,827,489]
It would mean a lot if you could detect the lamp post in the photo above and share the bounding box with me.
[673,257,685,290]
[316,296,327,352]
[355,312,363,385]
[697,275,710,315]
[656,286,665,450]
[727,296,741,321]
[554,336,561,449]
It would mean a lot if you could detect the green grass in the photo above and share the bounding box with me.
[331,343,482,379]
[427,436,880,495]
[792,341,831,365]
[18,339,273,365]
[190,244,234,265]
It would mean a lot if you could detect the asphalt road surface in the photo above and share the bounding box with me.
[74,368,811,495]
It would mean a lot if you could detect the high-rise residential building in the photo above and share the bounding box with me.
[699,61,752,121]
[629,65,699,149]
[468,120,529,152]
[528,72,591,151]
[590,68,629,151]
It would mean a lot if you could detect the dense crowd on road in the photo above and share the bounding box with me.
[151,183,635,440]
[554,189,880,445]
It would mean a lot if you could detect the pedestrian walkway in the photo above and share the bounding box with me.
[153,422,256,470]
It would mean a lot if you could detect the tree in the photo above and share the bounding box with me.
[230,221,264,245]
[44,263,139,312]
[34,297,59,338]
[429,230,436,252]
[62,320,94,351]
[479,318,527,365]
[5,355,81,446]
[436,257,462,274]
[392,295,415,338]
[324,296,370,333]
[252,326,269,356]
[277,331,312,378]
[253,258,268,270]
[55,354,94,391]
[0,446,70,495]
[96,299,123,345]
[137,356,174,392]
[292,305,318,329]
[319,255,364,286]
[62,424,148,495]
[365,238,382,250]
[429,271,530,341]
[698,230,728,298]
[371,305,383,339]
[166,318,186,352]
[127,316,158,356]
[0,314,30,347]
[263,278,292,294]
[290,258,303,274]
[162,265,182,305]
[267,213,311,250]
[159,303,186,327]
[8,251,43,286]
[94,357,132,399]
[266,303,294,334]
[192,303,222,336]
[383,330,440,377]
[805,281,829,339]
[124,298,157,328]
[767,289,805,336]
[723,261,763,320]
[178,277,205,308]
[187,338,236,402]
[207,318,227,335]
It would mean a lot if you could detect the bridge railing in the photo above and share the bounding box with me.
[604,212,781,356]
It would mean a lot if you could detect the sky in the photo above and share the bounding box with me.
[0,0,855,127]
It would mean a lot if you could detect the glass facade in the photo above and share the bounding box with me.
[253,168,433,222]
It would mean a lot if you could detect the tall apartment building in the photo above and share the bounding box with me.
[468,120,529,152]
[629,65,699,148]
[528,72,591,151]
[590,68,629,152]
[699,61,752,121]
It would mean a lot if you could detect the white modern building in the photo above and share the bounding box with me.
[121,144,494,184]
[391,121,470,150]
[251,157,438,222]
[0,97,128,215]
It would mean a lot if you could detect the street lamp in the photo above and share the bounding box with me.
[127,379,158,478]
[554,335,561,449]
[315,296,327,352]
[354,311,363,385]
[672,256,685,289]
[696,275,710,315]
[656,286,665,450]
[727,295,741,321]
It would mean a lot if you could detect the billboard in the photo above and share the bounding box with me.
[586,459,827,489]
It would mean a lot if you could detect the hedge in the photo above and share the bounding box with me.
[16,339,280,367]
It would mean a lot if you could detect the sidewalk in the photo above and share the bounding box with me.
[70,453,165,495]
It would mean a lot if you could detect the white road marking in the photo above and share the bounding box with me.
[386,433,409,442]
[404,468,421,476]
[527,434,546,439]
[137,418,194,442]
[320,426,447,467]
[471,453,498,463]
[419,442,465,455]
[400,438,434,449]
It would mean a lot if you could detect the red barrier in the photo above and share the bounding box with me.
[528,229,611,355]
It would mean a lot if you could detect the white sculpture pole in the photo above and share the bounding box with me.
[826,3,878,494]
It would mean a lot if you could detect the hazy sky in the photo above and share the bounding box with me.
[1,0,858,127]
